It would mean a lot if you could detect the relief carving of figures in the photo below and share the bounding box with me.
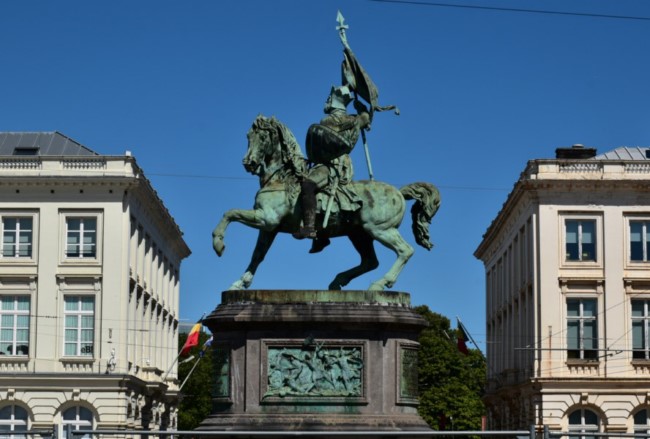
[265,345,363,398]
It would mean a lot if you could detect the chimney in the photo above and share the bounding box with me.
[555,144,597,159]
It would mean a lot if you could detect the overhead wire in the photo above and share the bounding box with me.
[145,172,511,192]
[368,0,650,21]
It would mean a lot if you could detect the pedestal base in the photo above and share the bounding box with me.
[197,290,431,436]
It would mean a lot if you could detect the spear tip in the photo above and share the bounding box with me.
[336,10,348,31]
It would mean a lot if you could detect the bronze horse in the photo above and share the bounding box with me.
[212,115,441,291]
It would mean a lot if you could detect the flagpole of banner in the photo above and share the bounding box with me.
[179,335,213,391]
[179,355,203,391]
[456,316,485,360]
[337,11,375,181]
[163,313,206,382]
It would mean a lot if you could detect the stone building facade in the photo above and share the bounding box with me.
[475,145,650,434]
[0,132,190,437]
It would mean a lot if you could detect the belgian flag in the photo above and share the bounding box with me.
[181,320,202,356]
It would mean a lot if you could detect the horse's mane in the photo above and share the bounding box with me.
[253,115,307,179]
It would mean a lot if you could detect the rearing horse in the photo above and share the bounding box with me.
[212,115,441,291]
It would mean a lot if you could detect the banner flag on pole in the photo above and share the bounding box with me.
[180,320,202,356]
[199,335,213,358]
[456,317,486,359]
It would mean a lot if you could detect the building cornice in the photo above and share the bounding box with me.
[0,155,190,260]
[128,162,191,260]
[475,158,650,260]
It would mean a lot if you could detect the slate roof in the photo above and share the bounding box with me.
[594,146,650,161]
[0,132,98,156]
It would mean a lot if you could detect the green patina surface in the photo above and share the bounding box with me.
[212,346,230,399]
[400,347,419,400]
[264,345,363,399]
[222,289,411,305]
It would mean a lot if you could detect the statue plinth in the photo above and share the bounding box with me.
[197,290,432,437]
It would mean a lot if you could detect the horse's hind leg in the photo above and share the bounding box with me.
[368,228,414,291]
[228,230,277,290]
[328,233,379,290]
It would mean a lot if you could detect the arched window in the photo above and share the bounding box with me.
[634,408,650,434]
[568,408,600,439]
[62,406,93,439]
[0,405,28,439]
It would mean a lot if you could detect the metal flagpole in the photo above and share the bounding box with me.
[179,356,203,391]
[163,313,206,381]
[163,352,183,383]
[361,130,374,180]
[337,11,375,181]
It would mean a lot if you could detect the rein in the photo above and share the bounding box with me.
[260,163,284,187]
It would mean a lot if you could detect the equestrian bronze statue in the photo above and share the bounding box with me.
[212,12,441,291]
[212,115,440,291]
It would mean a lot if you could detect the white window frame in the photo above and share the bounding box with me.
[632,299,650,360]
[0,405,28,438]
[568,408,600,439]
[65,217,97,259]
[627,216,650,266]
[0,295,30,357]
[561,214,602,267]
[630,220,650,262]
[60,211,102,264]
[566,298,599,360]
[61,406,93,439]
[63,295,95,357]
[1,217,33,258]
[634,408,650,434]
[0,212,37,263]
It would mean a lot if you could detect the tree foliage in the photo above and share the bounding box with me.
[415,305,486,430]
[177,331,214,430]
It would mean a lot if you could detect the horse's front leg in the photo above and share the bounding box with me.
[212,208,267,257]
[228,230,278,290]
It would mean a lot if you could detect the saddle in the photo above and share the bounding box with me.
[314,185,361,216]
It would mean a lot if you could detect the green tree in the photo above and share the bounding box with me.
[177,331,214,430]
[415,305,486,430]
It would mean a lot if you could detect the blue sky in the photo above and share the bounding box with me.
[3,0,650,352]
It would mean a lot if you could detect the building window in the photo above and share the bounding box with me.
[2,218,32,258]
[0,296,29,356]
[630,221,650,262]
[64,296,94,356]
[632,300,650,360]
[567,298,598,360]
[634,409,650,434]
[62,406,92,439]
[566,219,596,262]
[66,218,96,258]
[0,405,28,438]
[568,408,599,439]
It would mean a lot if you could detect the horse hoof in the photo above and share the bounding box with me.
[228,280,245,290]
[369,282,385,291]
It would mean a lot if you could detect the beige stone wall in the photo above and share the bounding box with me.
[476,156,650,431]
[0,156,189,433]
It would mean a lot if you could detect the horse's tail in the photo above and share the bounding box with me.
[400,182,441,250]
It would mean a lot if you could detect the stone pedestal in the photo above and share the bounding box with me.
[197,290,431,437]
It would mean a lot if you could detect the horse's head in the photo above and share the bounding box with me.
[243,115,280,176]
